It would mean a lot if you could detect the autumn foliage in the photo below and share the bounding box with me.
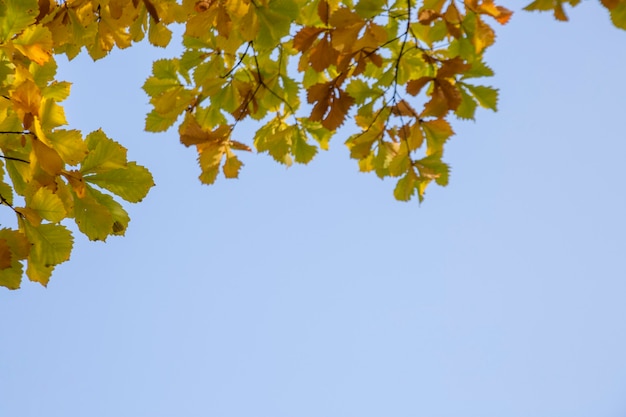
[0,0,624,289]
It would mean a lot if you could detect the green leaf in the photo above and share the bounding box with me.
[462,60,495,79]
[421,119,454,155]
[143,76,182,97]
[254,119,293,165]
[0,0,38,41]
[355,0,386,18]
[292,129,318,164]
[0,163,13,206]
[145,109,178,132]
[463,84,498,111]
[148,21,172,48]
[346,79,383,104]
[28,187,66,223]
[346,128,380,159]
[394,170,417,201]
[455,86,478,120]
[255,0,299,50]
[72,187,115,241]
[42,81,72,101]
[88,186,130,237]
[85,162,154,203]
[300,118,331,150]
[388,146,410,177]
[416,153,450,186]
[81,130,128,174]
[21,222,73,286]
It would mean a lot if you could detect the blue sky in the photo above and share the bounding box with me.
[2,3,626,417]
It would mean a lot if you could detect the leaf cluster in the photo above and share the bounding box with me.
[1,0,624,289]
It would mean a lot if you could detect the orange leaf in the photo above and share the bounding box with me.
[470,0,513,24]
[554,2,568,21]
[229,140,252,152]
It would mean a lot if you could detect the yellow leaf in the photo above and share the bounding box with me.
[148,21,172,47]
[13,25,53,65]
[28,187,66,223]
[32,138,64,176]
[10,80,42,126]
[197,141,225,184]
[21,221,73,286]
[47,129,89,166]
[39,98,67,130]
[222,149,243,178]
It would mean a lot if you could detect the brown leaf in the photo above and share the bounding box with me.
[0,239,12,270]
[406,77,433,96]
[421,86,449,118]
[293,27,325,52]
[309,37,339,71]
[438,57,471,78]
[322,89,354,130]
[179,115,209,147]
[438,79,462,111]
[195,0,213,13]
[418,9,441,24]
[601,0,620,9]
[392,100,419,117]
[318,0,330,24]
[179,115,230,147]
[307,82,332,105]
[329,7,363,28]
[143,0,161,23]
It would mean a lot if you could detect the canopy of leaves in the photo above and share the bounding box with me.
[0,0,624,289]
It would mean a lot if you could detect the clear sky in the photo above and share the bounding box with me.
[2,3,626,417]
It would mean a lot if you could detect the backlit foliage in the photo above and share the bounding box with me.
[0,0,624,289]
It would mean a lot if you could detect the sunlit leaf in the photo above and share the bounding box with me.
[85,162,154,203]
